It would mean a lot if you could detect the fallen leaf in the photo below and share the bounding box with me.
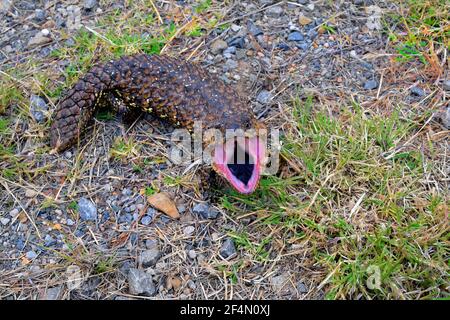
[299,15,312,26]
[147,192,180,219]
[18,212,28,223]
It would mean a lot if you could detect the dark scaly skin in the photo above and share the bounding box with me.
[50,54,259,151]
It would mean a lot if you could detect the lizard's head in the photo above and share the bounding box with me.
[212,135,265,194]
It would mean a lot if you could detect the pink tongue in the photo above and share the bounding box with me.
[213,136,263,194]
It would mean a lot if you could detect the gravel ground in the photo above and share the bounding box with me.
[0,0,448,299]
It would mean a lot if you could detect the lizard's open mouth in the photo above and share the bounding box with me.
[213,136,263,194]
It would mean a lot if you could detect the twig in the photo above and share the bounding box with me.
[149,0,163,24]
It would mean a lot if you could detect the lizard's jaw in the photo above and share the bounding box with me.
[213,136,264,194]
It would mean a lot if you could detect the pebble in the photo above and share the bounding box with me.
[34,9,46,22]
[193,203,220,219]
[287,31,304,42]
[442,107,450,129]
[44,234,56,247]
[183,225,195,236]
[83,0,97,10]
[45,286,62,300]
[220,238,236,259]
[28,31,51,47]
[121,188,132,196]
[9,208,19,218]
[223,46,236,58]
[410,86,425,97]
[77,197,97,221]
[188,249,197,259]
[224,59,238,71]
[26,250,38,260]
[230,24,241,32]
[228,36,245,49]
[128,268,156,296]
[139,248,160,267]
[0,217,10,225]
[307,29,318,39]
[443,80,450,91]
[256,90,272,104]
[297,281,308,293]
[271,274,289,291]
[66,218,75,226]
[247,20,263,37]
[25,189,37,198]
[0,0,12,13]
[210,39,228,54]
[140,215,153,226]
[297,42,309,51]
[363,79,378,90]
[29,95,48,123]
[266,5,283,17]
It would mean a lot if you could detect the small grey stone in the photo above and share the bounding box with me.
[128,268,156,296]
[188,249,197,259]
[145,239,158,249]
[224,59,238,71]
[0,0,12,13]
[247,20,263,36]
[364,79,378,90]
[228,36,245,49]
[28,31,51,47]
[442,107,450,129]
[223,46,236,57]
[45,286,62,300]
[307,29,318,39]
[9,208,19,217]
[139,248,160,267]
[77,197,97,221]
[65,38,75,47]
[193,203,219,219]
[230,24,241,32]
[297,281,308,293]
[183,225,195,236]
[297,42,310,51]
[256,90,272,104]
[34,9,46,22]
[83,0,97,10]
[271,274,290,291]
[121,188,132,196]
[187,280,196,290]
[44,234,56,247]
[288,31,304,42]
[410,86,425,97]
[443,80,450,91]
[0,217,10,225]
[66,218,75,226]
[30,95,48,123]
[210,39,228,54]
[140,215,153,226]
[297,0,309,4]
[220,238,236,259]
[266,5,283,17]
[26,250,38,260]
